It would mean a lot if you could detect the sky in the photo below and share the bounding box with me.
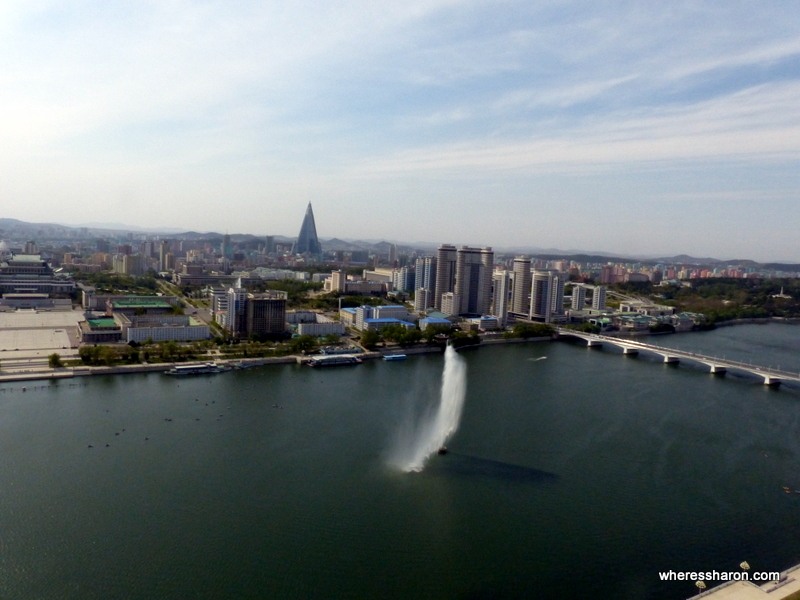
[1,1,799,261]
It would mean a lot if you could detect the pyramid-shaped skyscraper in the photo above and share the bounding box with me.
[291,203,322,256]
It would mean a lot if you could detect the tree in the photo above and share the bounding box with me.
[359,330,381,350]
[381,324,422,347]
[323,333,341,345]
[48,353,64,368]
[511,323,554,339]
[422,324,455,343]
[450,330,480,349]
[289,335,318,354]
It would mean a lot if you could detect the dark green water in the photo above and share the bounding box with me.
[2,324,800,599]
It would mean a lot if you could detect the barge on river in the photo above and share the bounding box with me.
[306,355,363,367]
[165,362,231,376]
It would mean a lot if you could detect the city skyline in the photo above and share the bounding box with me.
[1,2,799,262]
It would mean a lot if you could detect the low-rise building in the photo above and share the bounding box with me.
[0,254,74,295]
[109,297,175,316]
[297,314,345,337]
[117,314,211,343]
[362,317,416,332]
[467,315,501,331]
[339,307,358,329]
[79,317,123,343]
[419,316,453,331]
[0,294,72,310]
[80,287,181,311]
[353,304,411,330]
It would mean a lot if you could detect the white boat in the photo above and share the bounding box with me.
[165,362,231,376]
[306,355,363,367]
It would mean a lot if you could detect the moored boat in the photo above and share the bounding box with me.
[165,362,231,376]
[306,355,363,367]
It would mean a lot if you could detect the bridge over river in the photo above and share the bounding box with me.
[556,328,800,387]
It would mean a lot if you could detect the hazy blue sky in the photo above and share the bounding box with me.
[1,1,799,261]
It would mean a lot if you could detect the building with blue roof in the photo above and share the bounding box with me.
[419,316,453,331]
[362,318,417,332]
[354,305,412,330]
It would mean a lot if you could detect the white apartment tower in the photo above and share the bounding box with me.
[330,270,346,293]
[491,269,511,325]
[511,256,532,316]
[414,256,436,291]
[592,285,607,310]
[414,256,437,310]
[571,284,587,310]
[414,288,432,312]
[226,279,248,336]
[159,240,170,272]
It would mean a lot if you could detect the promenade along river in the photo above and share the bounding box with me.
[1,323,800,599]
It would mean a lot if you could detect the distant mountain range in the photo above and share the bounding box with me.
[0,217,798,270]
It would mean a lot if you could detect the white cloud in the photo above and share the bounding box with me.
[355,80,800,178]
[1,1,799,259]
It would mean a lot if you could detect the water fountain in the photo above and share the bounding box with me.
[390,344,467,472]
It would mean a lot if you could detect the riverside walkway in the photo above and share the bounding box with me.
[556,328,800,387]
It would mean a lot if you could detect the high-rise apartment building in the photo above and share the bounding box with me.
[413,288,432,312]
[121,254,143,276]
[221,234,232,260]
[393,266,414,293]
[440,292,457,316]
[414,256,436,292]
[492,269,511,325]
[592,285,607,310]
[246,291,288,338]
[511,256,532,316]
[433,244,494,316]
[600,265,614,284]
[433,244,457,310]
[224,284,288,338]
[226,281,248,336]
[571,284,586,310]
[329,270,346,293]
[530,269,566,323]
[453,246,494,316]
[159,240,170,272]
[414,256,437,310]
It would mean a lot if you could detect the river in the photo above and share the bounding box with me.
[1,323,799,599]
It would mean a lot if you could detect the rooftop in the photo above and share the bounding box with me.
[87,318,119,329]
[111,298,173,308]
[8,254,45,263]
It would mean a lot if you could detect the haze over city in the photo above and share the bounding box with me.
[1,1,799,262]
